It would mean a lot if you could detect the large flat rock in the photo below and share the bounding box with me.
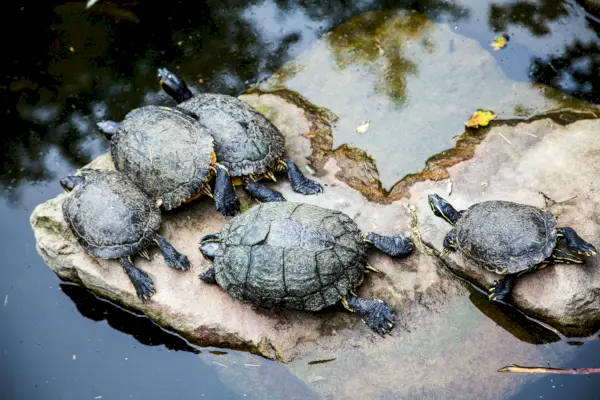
[30,91,457,362]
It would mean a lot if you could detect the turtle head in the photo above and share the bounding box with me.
[199,233,222,262]
[96,120,120,140]
[60,175,85,192]
[157,68,194,103]
[428,193,461,225]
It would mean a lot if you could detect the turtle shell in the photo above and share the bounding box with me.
[62,169,161,259]
[111,105,215,210]
[453,200,557,274]
[212,202,366,311]
[178,94,285,177]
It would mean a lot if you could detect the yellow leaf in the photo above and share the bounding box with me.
[356,120,371,133]
[465,109,497,128]
[491,35,508,51]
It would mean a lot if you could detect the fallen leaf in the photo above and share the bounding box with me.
[356,120,371,133]
[465,109,497,128]
[491,34,508,51]
[86,0,101,8]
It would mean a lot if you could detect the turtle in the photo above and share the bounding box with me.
[153,67,323,203]
[427,193,597,302]
[198,202,414,336]
[60,169,191,302]
[97,105,240,217]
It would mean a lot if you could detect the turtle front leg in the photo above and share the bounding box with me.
[199,266,217,284]
[342,294,395,336]
[557,227,597,256]
[154,235,191,271]
[364,232,413,257]
[120,257,155,302]
[212,164,241,217]
[278,159,323,195]
[488,274,517,302]
[442,229,457,255]
[243,177,286,202]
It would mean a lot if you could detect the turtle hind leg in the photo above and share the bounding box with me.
[365,232,413,257]
[213,164,241,217]
[342,295,395,336]
[199,266,217,284]
[280,159,323,195]
[120,257,155,302]
[154,235,191,271]
[488,273,517,302]
[243,177,286,202]
[557,227,597,256]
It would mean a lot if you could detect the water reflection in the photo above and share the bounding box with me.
[468,286,561,345]
[530,40,600,104]
[489,0,570,36]
[60,283,200,353]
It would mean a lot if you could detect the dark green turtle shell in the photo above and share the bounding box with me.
[111,105,215,210]
[177,94,285,177]
[453,200,557,274]
[212,202,367,311]
[62,169,161,259]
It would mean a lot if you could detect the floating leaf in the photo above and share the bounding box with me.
[356,120,371,133]
[491,34,508,51]
[465,109,497,128]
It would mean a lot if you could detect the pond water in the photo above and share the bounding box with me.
[2,0,600,399]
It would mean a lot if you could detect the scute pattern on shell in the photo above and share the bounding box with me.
[178,94,285,176]
[454,200,557,274]
[111,106,215,210]
[213,202,366,311]
[62,169,161,259]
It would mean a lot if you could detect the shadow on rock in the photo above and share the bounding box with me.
[467,286,561,345]
[60,283,200,354]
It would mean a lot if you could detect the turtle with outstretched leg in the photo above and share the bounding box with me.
[198,202,414,336]
[427,193,597,302]
[98,105,240,217]
[61,169,191,302]
[154,67,323,202]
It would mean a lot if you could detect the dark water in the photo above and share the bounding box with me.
[2,1,600,399]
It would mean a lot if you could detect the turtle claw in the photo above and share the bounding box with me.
[487,276,514,302]
[346,296,396,336]
[284,159,323,195]
[120,257,155,302]
[558,227,597,257]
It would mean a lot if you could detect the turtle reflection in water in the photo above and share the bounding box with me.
[61,169,191,301]
[199,202,414,336]
[428,194,597,302]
